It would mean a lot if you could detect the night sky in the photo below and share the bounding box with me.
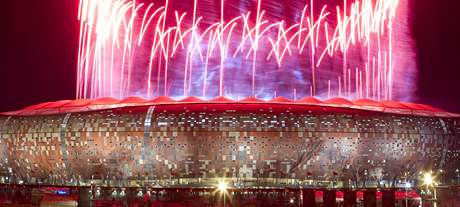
[0,0,459,112]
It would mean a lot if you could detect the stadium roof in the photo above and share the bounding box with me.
[1,96,458,118]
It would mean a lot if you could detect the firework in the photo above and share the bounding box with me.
[77,0,414,101]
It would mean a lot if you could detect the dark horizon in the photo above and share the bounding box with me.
[0,0,459,113]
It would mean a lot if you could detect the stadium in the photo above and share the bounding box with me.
[1,96,459,205]
[1,0,460,205]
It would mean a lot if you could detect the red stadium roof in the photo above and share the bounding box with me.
[353,99,382,107]
[62,99,93,107]
[380,100,410,109]
[240,96,265,103]
[120,96,147,104]
[296,97,322,104]
[92,97,120,105]
[210,96,233,102]
[178,96,203,103]
[150,96,174,103]
[270,96,293,103]
[42,100,72,108]
[324,97,354,105]
[1,96,458,118]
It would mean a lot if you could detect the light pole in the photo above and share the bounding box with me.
[439,169,444,185]
[456,169,460,184]
[363,169,368,188]
[404,180,411,207]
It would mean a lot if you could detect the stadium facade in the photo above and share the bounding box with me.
[0,96,459,189]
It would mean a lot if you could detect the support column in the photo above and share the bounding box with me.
[363,189,376,207]
[59,113,72,181]
[323,190,336,207]
[302,189,316,207]
[343,190,357,207]
[142,106,156,176]
[381,189,395,207]
[0,116,12,182]
[78,188,91,207]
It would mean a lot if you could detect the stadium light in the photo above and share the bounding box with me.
[422,172,434,187]
[217,180,228,193]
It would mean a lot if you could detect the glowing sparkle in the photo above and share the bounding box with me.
[423,172,435,187]
[217,180,228,192]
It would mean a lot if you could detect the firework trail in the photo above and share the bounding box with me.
[77,0,416,101]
